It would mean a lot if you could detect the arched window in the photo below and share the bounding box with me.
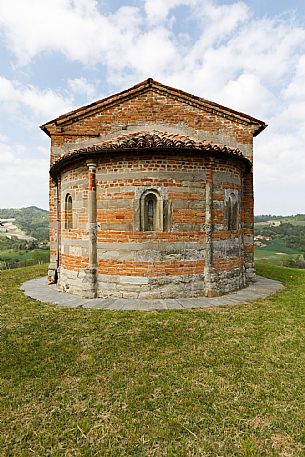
[65,194,73,230]
[144,194,157,231]
[140,189,163,232]
[227,192,238,231]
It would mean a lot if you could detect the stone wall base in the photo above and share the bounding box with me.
[48,263,58,285]
[245,264,256,283]
[204,266,251,297]
[55,266,255,299]
[57,266,97,299]
[96,273,206,299]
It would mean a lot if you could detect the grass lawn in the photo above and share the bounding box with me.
[255,239,300,256]
[254,239,301,266]
[0,264,304,456]
[0,249,50,269]
[0,250,41,261]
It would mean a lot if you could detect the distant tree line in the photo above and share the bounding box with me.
[255,214,305,223]
[254,215,283,222]
[255,222,305,252]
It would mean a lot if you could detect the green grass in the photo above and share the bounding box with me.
[0,265,304,456]
[0,249,49,269]
[0,248,49,261]
[255,239,300,255]
[254,239,301,266]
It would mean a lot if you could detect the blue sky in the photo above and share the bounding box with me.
[0,0,305,215]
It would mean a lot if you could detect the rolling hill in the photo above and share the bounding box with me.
[0,206,49,242]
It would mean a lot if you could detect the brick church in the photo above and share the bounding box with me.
[41,78,266,299]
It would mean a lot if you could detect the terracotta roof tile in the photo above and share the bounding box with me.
[76,130,243,155]
[50,130,250,178]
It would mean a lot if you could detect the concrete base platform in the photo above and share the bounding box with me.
[20,276,284,311]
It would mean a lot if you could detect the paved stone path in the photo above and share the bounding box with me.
[20,275,284,311]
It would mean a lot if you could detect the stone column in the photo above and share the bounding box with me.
[239,169,246,288]
[242,169,256,283]
[84,162,97,298]
[48,176,60,284]
[56,176,61,280]
[204,157,219,297]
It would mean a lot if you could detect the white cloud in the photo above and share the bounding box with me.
[124,27,180,77]
[0,132,8,142]
[283,55,305,99]
[0,0,141,66]
[193,0,250,47]
[67,77,96,100]
[0,75,73,122]
[0,137,49,209]
[144,0,195,25]
[221,73,277,119]
[255,132,305,184]
[0,0,305,212]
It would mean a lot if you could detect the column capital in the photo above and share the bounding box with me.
[86,162,97,170]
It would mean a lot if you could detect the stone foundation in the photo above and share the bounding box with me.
[57,265,252,299]
[57,266,96,299]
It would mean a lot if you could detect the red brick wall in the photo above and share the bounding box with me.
[47,86,256,295]
[56,153,251,283]
[49,88,255,163]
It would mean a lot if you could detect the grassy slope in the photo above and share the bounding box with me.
[0,206,49,242]
[255,239,300,255]
[0,249,49,261]
[254,239,302,266]
[0,265,304,456]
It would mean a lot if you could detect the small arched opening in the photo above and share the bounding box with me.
[140,189,163,232]
[144,193,157,231]
[65,193,73,230]
[227,192,238,231]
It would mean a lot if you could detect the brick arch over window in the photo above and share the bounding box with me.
[140,189,163,232]
[65,193,73,230]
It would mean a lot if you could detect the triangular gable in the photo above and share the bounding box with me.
[40,78,266,137]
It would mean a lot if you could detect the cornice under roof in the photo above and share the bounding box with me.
[49,130,252,178]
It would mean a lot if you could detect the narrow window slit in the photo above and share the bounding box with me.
[140,190,163,232]
[65,194,73,230]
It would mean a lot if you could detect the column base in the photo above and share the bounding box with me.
[204,267,221,297]
[79,268,97,299]
[48,262,58,284]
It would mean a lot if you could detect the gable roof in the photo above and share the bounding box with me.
[41,78,267,137]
